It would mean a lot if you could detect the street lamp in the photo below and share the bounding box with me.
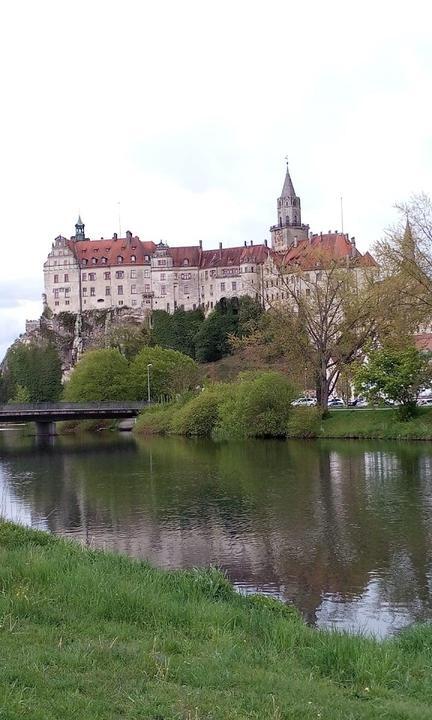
[147,363,153,403]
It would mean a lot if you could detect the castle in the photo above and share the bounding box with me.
[43,165,376,316]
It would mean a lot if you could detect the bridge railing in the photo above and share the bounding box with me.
[0,401,149,413]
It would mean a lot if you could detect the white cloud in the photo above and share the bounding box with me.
[0,0,431,352]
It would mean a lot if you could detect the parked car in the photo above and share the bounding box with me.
[292,397,316,407]
[328,398,345,408]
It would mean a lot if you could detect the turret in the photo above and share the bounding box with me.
[74,215,85,241]
[270,162,309,251]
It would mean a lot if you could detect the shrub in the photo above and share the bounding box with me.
[64,349,130,401]
[133,403,180,434]
[286,407,322,438]
[130,346,199,401]
[215,371,296,439]
[173,385,227,436]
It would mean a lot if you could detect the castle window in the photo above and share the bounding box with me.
[183,259,189,266]
[118,300,124,306]
[64,274,69,282]
[82,259,88,266]
[104,271,111,280]
[105,287,111,296]
[54,274,59,284]
[232,281,237,291]
[90,287,95,297]
[130,269,137,279]
[184,285,189,295]
[144,284,150,292]
[220,282,225,291]
[82,287,87,296]
[144,255,150,262]
[92,258,97,264]
[54,289,59,299]
[101,257,107,264]
[118,285,124,295]
[161,285,166,296]
[115,271,124,279]
[131,285,137,294]
[132,299,137,306]
[131,255,136,262]
[160,273,166,280]
[117,256,123,263]
[144,269,150,278]
[82,273,87,281]
[65,300,70,306]
[55,301,59,306]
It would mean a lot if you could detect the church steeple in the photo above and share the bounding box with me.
[74,215,85,241]
[278,161,301,228]
[270,161,309,251]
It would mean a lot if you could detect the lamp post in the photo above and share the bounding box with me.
[147,363,152,403]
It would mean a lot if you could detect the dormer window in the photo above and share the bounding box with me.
[82,259,88,266]
[144,255,150,262]
[101,257,107,264]
[92,257,97,264]
[117,256,123,264]
[131,255,136,263]
[183,259,189,266]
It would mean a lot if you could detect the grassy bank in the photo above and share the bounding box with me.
[1,522,432,718]
[320,408,432,440]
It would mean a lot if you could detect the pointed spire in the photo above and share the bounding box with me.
[281,160,296,198]
[77,214,83,226]
[402,217,415,260]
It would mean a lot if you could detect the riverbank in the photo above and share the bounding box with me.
[1,521,432,719]
[134,401,432,441]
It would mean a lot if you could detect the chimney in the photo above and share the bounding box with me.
[199,239,203,249]
[264,239,268,247]
[244,240,247,247]
[126,230,132,241]
[219,241,222,258]
[250,240,253,246]
[113,232,118,240]
[293,235,298,248]
[350,236,356,257]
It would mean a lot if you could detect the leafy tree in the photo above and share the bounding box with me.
[64,349,130,401]
[355,346,432,419]
[151,308,204,358]
[173,384,228,436]
[9,384,31,403]
[107,324,151,360]
[130,346,199,401]
[194,297,260,362]
[6,342,62,402]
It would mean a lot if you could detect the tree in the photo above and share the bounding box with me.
[355,346,432,419]
[107,324,151,360]
[194,297,262,363]
[375,194,432,324]
[151,308,204,358]
[237,258,383,412]
[64,349,130,401]
[130,346,199,401]
[6,342,62,402]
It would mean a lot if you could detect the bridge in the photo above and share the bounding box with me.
[0,402,149,437]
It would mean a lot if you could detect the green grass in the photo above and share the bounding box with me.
[321,408,432,440]
[1,522,432,718]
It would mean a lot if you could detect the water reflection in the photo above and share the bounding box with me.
[1,428,432,637]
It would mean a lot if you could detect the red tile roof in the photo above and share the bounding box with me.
[277,233,377,270]
[200,244,270,269]
[167,246,201,267]
[68,237,156,266]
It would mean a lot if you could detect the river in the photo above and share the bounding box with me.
[1,427,432,637]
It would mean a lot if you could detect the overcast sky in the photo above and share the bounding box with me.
[1,0,431,359]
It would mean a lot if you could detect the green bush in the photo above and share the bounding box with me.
[130,346,199,401]
[215,371,296,439]
[133,403,181,434]
[173,385,227,436]
[286,406,322,438]
[64,349,130,401]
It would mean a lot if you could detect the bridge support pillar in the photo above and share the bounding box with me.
[35,421,57,438]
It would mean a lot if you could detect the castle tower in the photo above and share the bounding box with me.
[270,162,309,251]
[74,215,85,241]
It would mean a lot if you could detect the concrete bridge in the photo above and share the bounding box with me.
[0,401,149,437]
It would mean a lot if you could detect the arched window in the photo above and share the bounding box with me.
[183,258,189,266]
[117,255,123,264]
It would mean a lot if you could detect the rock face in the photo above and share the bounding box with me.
[14,307,150,378]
